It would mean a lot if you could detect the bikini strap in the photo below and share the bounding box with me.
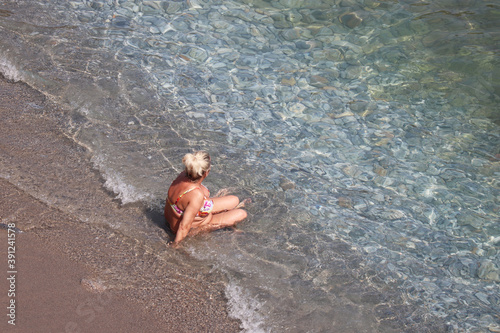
[174,187,200,204]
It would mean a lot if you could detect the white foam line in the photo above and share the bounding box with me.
[225,282,270,333]
[0,56,23,82]
[91,155,154,205]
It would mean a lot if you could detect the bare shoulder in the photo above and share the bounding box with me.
[186,187,205,202]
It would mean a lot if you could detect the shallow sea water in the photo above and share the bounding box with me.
[1,0,499,331]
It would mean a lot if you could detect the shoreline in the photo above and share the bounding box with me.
[0,75,241,332]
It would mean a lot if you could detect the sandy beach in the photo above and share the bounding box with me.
[0,75,241,332]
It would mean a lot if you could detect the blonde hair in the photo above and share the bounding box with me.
[182,151,211,180]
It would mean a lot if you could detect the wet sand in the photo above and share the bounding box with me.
[0,75,241,332]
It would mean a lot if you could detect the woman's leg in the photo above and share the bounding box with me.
[197,209,247,233]
[211,195,240,213]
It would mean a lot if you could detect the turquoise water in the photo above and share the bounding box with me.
[1,0,499,331]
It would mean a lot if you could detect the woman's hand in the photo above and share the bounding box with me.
[169,241,182,249]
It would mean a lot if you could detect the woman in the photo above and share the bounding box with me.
[164,151,248,245]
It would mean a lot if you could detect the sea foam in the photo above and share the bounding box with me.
[225,282,269,333]
[91,155,154,205]
[0,56,22,82]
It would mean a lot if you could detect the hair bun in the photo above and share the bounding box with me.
[182,151,211,180]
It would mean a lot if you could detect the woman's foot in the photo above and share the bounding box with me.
[214,188,231,197]
[236,198,251,209]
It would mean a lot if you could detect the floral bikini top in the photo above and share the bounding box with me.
[169,186,214,217]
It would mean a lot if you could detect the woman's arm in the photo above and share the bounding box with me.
[200,183,210,197]
[173,191,204,244]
